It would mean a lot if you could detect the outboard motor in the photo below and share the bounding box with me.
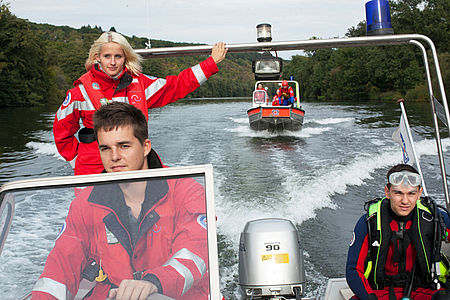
[239,218,305,299]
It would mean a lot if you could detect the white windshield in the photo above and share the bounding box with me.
[0,165,219,300]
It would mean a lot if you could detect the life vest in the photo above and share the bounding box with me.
[364,197,449,290]
[77,69,149,119]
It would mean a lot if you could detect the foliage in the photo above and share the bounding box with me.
[0,4,254,107]
[0,1,54,106]
[284,0,449,101]
[0,0,448,106]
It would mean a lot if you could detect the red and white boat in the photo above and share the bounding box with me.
[247,80,305,131]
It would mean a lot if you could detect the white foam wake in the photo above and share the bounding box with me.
[305,117,355,125]
[25,141,63,159]
[215,137,450,242]
[225,125,332,138]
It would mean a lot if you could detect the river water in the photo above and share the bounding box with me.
[0,99,449,298]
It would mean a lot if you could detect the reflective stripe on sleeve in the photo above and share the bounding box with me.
[172,248,207,276]
[144,78,167,100]
[163,248,207,295]
[56,98,95,121]
[164,258,193,295]
[191,64,207,85]
[56,85,96,121]
[33,277,72,300]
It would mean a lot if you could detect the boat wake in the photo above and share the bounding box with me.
[225,124,332,139]
[305,117,355,125]
[26,141,61,159]
[212,135,450,297]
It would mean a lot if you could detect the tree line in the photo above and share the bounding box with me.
[283,0,449,101]
[0,1,256,107]
[0,0,448,106]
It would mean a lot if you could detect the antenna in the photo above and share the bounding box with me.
[145,0,152,49]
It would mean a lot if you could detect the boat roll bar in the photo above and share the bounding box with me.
[135,34,449,209]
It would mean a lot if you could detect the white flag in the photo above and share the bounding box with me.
[392,114,416,166]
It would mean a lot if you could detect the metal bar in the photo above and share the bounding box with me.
[135,34,449,204]
[410,40,449,208]
[398,100,428,196]
[134,34,433,58]
[416,36,450,134]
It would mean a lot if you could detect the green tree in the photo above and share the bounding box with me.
[284,0,448,101]
[0,1,52,106]
[391,0,449,52]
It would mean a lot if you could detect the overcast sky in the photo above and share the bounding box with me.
[8,0,367,58]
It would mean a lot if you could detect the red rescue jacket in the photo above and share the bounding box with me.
[276,86,295,100]
[53,58,219,175]
[32,150,209,299]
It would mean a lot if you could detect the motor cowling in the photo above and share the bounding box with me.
[239,218,305,299]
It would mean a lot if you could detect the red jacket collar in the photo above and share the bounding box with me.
[74,64,127,86]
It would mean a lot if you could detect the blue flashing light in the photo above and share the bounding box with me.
[365,0,394,35]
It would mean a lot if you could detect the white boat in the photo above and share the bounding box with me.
[1,12,449,300]
[247,80,305,131]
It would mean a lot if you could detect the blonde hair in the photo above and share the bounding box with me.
[85,31,142,76]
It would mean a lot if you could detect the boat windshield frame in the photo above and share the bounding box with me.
[0,164,221,300]
[254,80,300,108]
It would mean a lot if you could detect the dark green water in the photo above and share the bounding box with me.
[0,99,449,298]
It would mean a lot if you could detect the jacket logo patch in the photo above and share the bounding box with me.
[92,82,100,90]
[152,223,161,233]
[62,92,71,106]
[197,214,207,230]
[105,226,119,244]
[56,221,66,241]
[372,240,380,247]
[349,231,355,246]
[130,94,141,102]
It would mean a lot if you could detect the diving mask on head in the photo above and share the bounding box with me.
[388,171,421,187]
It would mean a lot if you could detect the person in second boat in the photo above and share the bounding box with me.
[254,83,269,104]
[346,163,450,299]
[271,94,281,106]
[275,80,294,106]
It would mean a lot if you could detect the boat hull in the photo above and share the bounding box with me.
[247,106,305,131]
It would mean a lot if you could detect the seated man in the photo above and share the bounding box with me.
[32,102,208,300]
[346,164,450,299]
[271,94,280,106]
[275,80,295,106]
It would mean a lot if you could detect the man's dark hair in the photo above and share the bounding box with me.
[386,163,419,189]
[93,102,148,144]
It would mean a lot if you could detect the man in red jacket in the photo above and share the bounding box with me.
[275,80,295,106]
[34,102,210,300]
[53,31,227,175]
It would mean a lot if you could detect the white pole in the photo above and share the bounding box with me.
[398,99,428,196]
[145,0,152,49]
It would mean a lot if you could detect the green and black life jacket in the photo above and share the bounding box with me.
[363,197,448,290]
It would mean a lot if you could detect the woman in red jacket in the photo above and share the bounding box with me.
[53,31,227,175]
